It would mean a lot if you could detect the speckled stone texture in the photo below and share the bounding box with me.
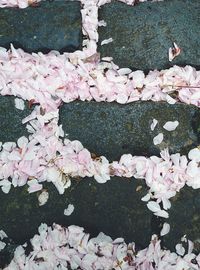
[60,101,200,159]
[0,1,82,53]
[98,0,200,71]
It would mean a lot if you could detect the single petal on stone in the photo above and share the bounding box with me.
[150,119,158,131]
[17,136,28,148]
[154,209,169,219]
[0,230,7,240]
[101,37,113,45]
[166,94,176,105]
[38,190,49,206]
[188,148,200,162]
[14,98,25,110]
[64,204,75,216]
[0,179,11,194]
[141,193,151,202]
[147,201,161,212]
[175,243,185,256]
[163,120,179,131]
[153,133,164,145]
[0,240,6,251]
[27,179,43,193]
[118,68,132,76]
[160,222,170,236]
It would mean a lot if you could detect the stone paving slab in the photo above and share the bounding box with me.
[98,0,200,71]
[60,101,200,160]
[0,1,82,53]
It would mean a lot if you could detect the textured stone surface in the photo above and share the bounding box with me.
[159,187,200,252]
[60,101,200,160]
[0,178,151,267]
[0,96,29,143]
[98,0,200,71]
[0,1,82,53]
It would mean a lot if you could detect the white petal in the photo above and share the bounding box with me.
[0,241,6,251]
[2,184,11,194]
[27,179,43,193]
[118,68,132,76]
[116,94,128,104]
[129,70,145,88]
[17,136,28,148]
[153,133,164,145]
[175,243,185,256]
[64,204,75,216]
[154,210,169,218]
[188,148,200,162]
[150,119,158,131]
[141,193,151,202]
[162,197,171,210]
[38,190,49,206]
[14,98,25,111]
[147,201,161,212]
[166,94,176,104]
[0,230,7,240]
[46,167,61,183]
[0,180,11,194]
[101,38,113,45]
[163,121,179,131]
[160,222,170,236]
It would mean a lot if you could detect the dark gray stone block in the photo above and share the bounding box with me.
[0,178,151,267]
[0,96,30,143]
[162,187,200,253]
[0,1,82,53]
[98,0,200,71]
[60,101,200,160]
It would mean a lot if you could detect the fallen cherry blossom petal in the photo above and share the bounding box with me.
[38,190,49,206]
[147,201,161,212]
[14,98,25,110]
[188,147,200,162]
[101,37,113,45]
[27,179,43,193]
[64,204,75,216]
[153,133,164,145]
[150,118,158,131]
[163,120,179,131]
[160,222,170,236]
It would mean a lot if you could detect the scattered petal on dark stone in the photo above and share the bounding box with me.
[162,187,200,253]
[98,0,200,71]
[60,101,200,160]
[0,96,30,143]
[0,178,151,267]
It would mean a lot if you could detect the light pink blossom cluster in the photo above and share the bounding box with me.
[1,46,200,110]
[0,0,162,9]
[4,223,200,270]
[0,0,40,8]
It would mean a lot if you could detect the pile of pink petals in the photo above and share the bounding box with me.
[0,0,162,9]
[1,46,200,110]
[4,223,200,270]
